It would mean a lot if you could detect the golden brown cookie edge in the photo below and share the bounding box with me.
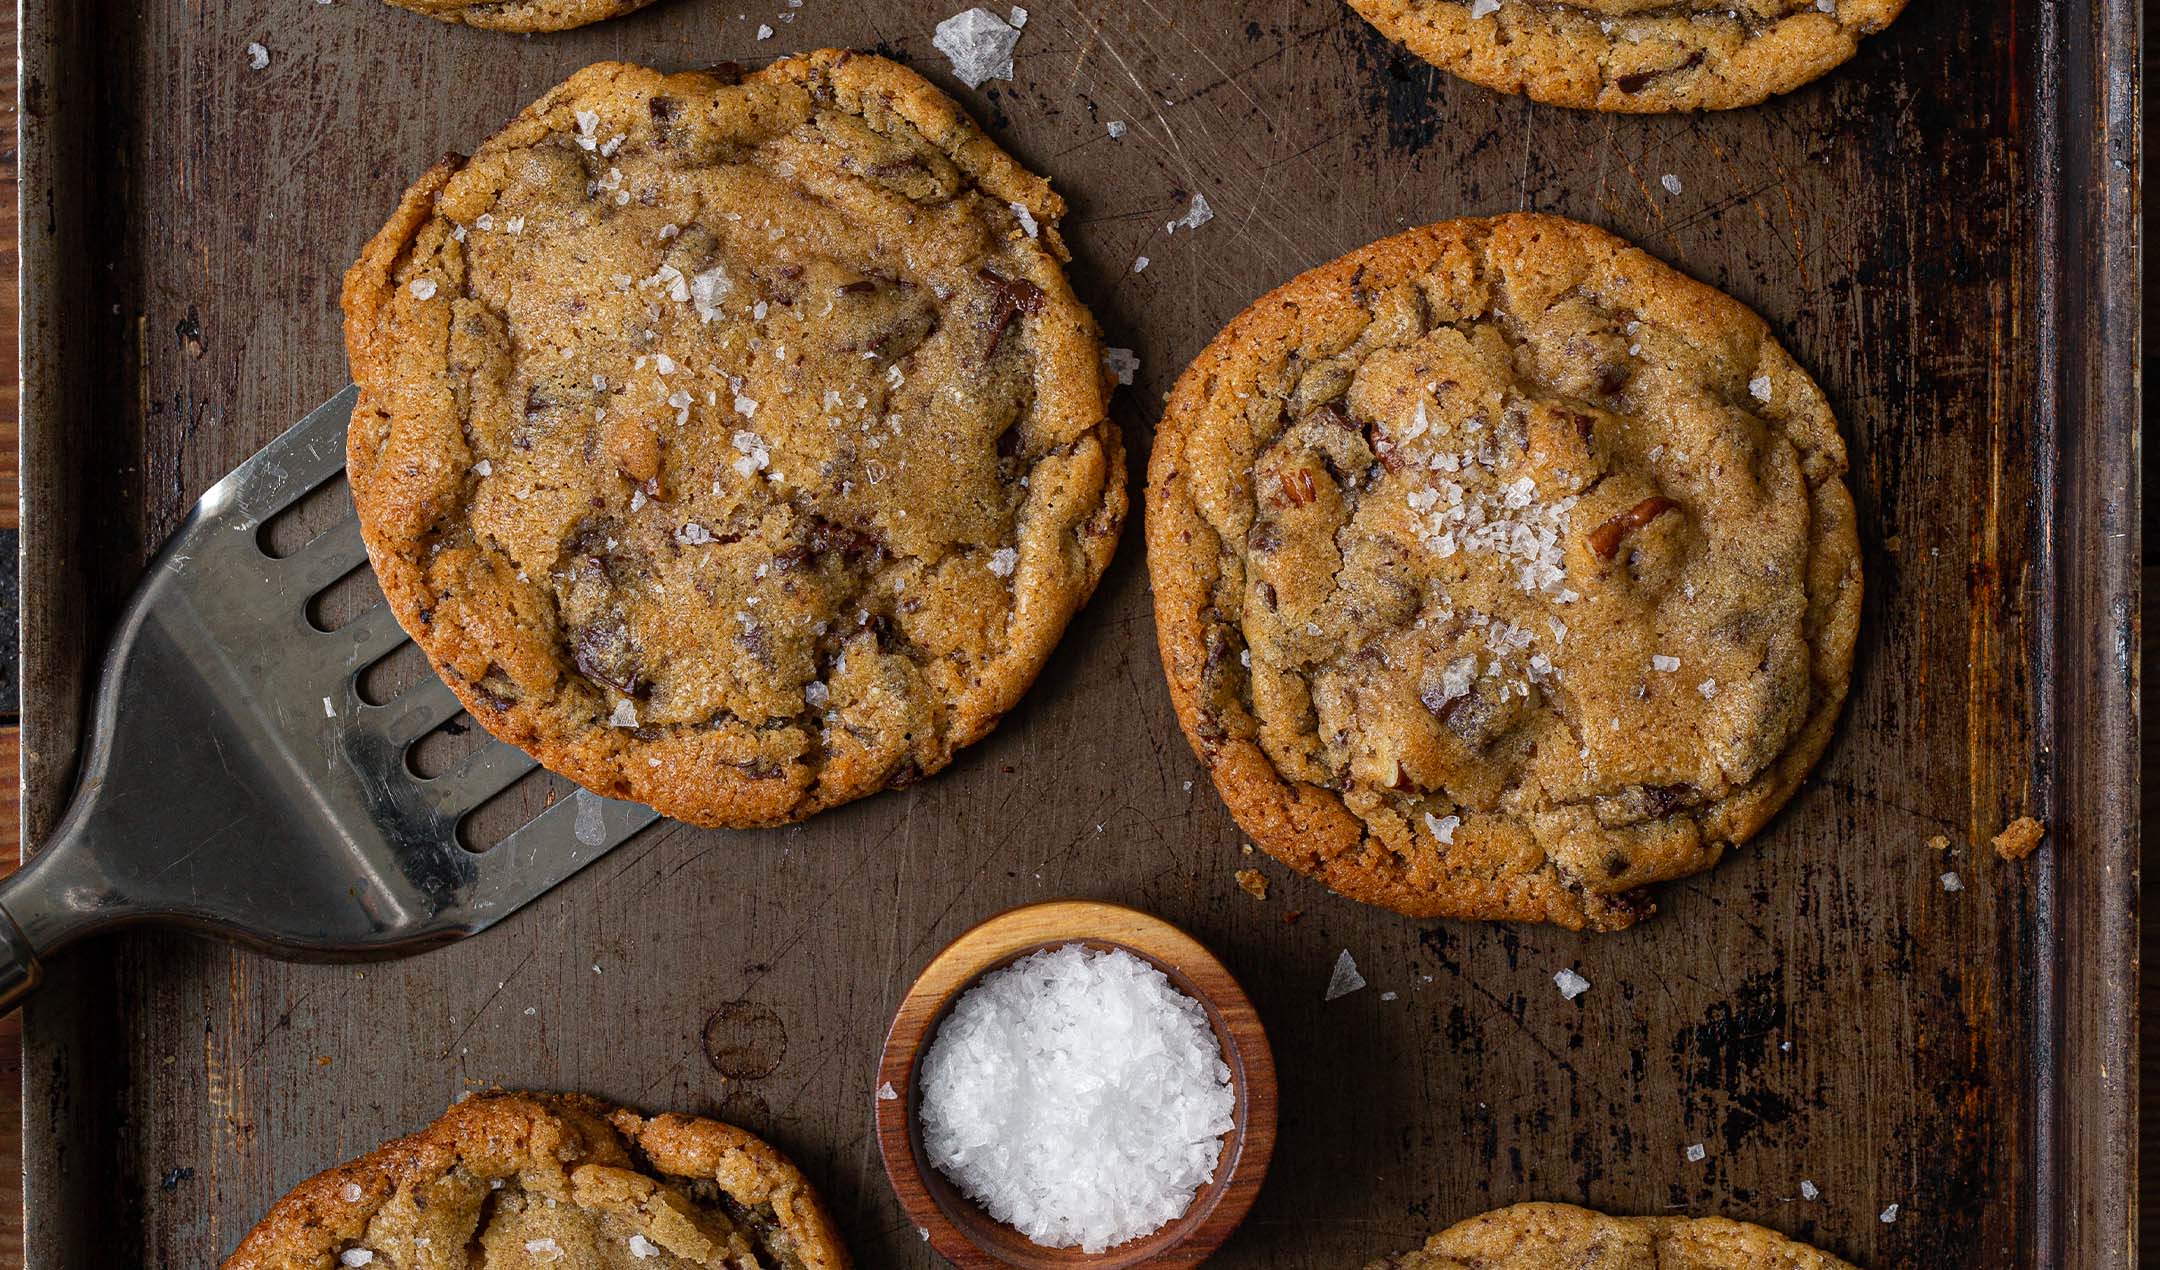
[1343,0,1910,112]
[383,0,658,33]
[222,1091,850,1269]
[1144,212,1862,931]
[343,53,1127,829]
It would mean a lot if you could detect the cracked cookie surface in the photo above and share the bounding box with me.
[381,0,657,32]
[1365,1203,1859,1269]
[345,54,1124,828]
[1147,214,1858,931]
[1345,0,1907,111]
[224,1091,849,1269]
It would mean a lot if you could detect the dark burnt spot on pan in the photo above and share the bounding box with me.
[1346,20,1447,157]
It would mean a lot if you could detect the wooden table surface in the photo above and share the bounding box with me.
[0,7,2138,1267]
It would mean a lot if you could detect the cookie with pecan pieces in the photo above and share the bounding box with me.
[1366,1203,1859,1269]
[381,0,656,32]
[225,1091,848,1268]
[1345,0,1908,112]
[344,54,1124,828]
[1147,213,1859,931]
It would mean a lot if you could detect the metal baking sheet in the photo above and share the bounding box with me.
[17,0,2138,1264]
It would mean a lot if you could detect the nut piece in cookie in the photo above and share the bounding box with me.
[379,0,659,32]
[343,54,1126,828]
[1365,1202,1860,1269]
[1146,213,1860,931]
[223,1090,849,1268]
[1344,0,1909,112]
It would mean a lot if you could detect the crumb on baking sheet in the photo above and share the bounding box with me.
[1992,815,2046,861]
[1234,868,1269,900]
[1926,834,1949,851]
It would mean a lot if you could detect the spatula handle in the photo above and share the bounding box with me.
[0,807,145,1012]
[0,910,38,1013]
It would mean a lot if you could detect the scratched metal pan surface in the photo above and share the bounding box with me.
[15,0,2136,1265]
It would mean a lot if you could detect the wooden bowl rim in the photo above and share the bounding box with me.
[874,899,1278,1268]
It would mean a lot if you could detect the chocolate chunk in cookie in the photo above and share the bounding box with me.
[1147,213,1860,931]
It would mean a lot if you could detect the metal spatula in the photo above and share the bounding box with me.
[0,387,659,1010]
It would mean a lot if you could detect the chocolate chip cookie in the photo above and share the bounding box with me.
[224,1091,849,1268]
[1147,213,1860,931]
[1345,0,1908,112]
[344,54,1125,828]
[1366,1203,1859,1268]
[382,0,656,32]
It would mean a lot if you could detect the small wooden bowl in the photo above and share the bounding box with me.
[875,900,1277,1268]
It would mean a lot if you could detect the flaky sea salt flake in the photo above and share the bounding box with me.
[933,7,1022,89]
[1554,967,1591,1000]
[691,267,732,322]
[1325,948,1366,1001]
[1166,192,1215,233]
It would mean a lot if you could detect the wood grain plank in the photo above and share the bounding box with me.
[0,728,19,1270]
[0,0,24,1262]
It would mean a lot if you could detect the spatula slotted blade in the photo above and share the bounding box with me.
[0,388,658,1008]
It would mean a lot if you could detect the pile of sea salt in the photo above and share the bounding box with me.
[917,944,1236,1253]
